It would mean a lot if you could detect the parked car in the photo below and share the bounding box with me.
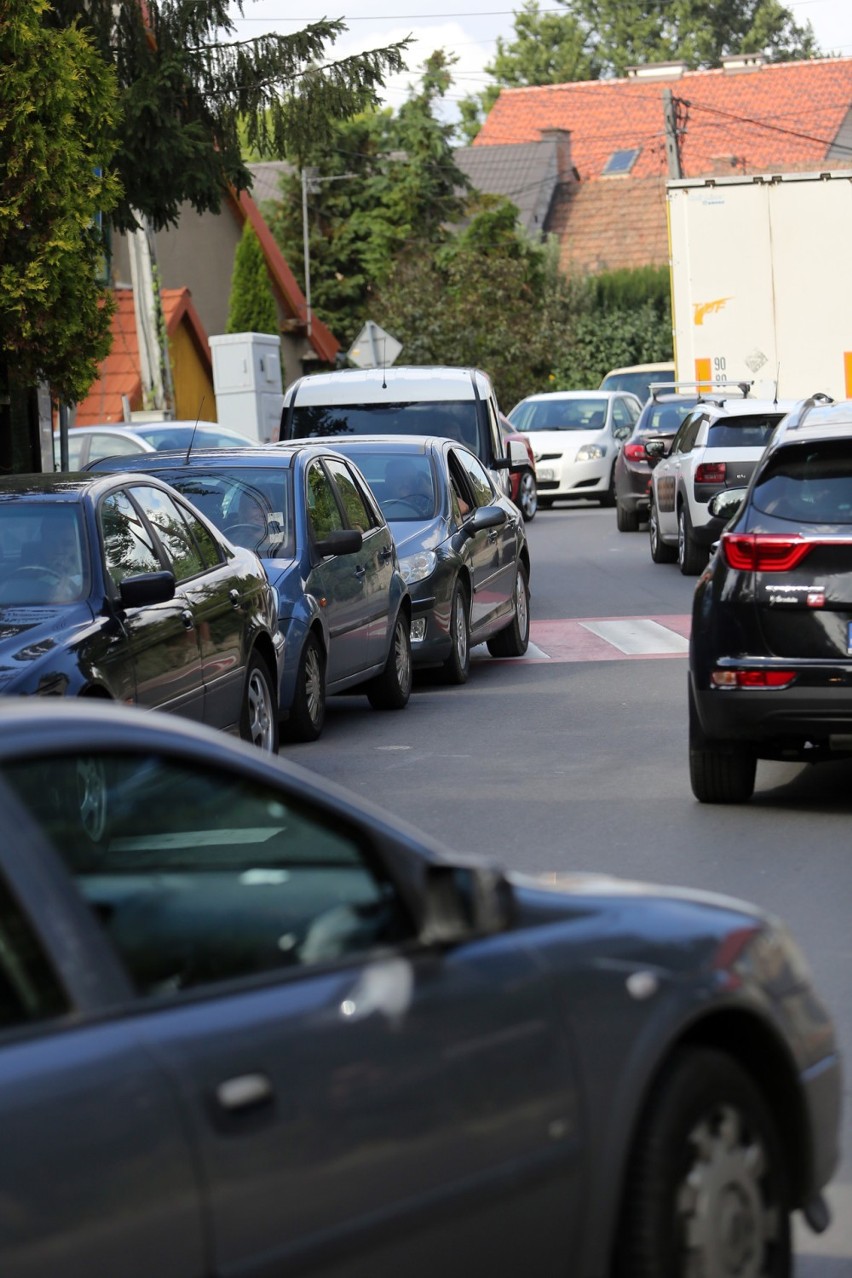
[279,365,528,498]
[0,697,839,1278]
[599,361,675,404]
[499,413,537,520]
[689,395,852,803]
[614,388,699,531]
[507,391,641,507]
[87,445,412,742]
[302,435,531,683]
[646,389,796,574]
[54,421,258,469]
[0,473,282,748]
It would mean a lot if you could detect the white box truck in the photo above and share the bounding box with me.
[667,171,852,402]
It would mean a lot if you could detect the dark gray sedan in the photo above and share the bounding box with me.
[305,435,531,683]
[0,699,840,1277]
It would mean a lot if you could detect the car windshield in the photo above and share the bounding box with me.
[152,468,295,558]
[751,442,852,524]
[510,399,609,432]
[289,401,480,452]
[600,370,671,401]
[705,415,782,449]
[346,452,437,521]
[637,400,698,436]
[0,503,89,605]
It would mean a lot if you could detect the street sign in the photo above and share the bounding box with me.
[347,321,402,369]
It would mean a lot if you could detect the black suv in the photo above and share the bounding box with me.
[689,396,852,803]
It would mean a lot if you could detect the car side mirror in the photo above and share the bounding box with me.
[118,570,176,609]
[505,438,529,472]
[643,437,670,469]
[460,506,506,539]
[708,488,747,522]
[315,529,363,558]
[420,863,514,944]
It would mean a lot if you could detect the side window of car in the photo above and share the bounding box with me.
[673,415,702,455]
[129,486,206,582]
[324,459,380,532]
[172,499,223,569]
[87,434,145,463]
[486,397,503,461]
[2,752,417,998]
[452,449,494,508]
[100,490,162,587]
[0,873,68,1031]
[306,461,345,540]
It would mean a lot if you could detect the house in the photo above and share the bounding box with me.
[454,131,572,237]
[469,56,852,277]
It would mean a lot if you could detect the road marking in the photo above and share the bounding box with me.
[474,616,691,664]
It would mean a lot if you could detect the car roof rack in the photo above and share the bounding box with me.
[648,380,752,404]
[771,392,838,441]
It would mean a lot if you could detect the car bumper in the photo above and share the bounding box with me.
[536,456,610,498]
[693,671,852,754]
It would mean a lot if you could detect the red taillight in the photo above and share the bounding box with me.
[721,532,813,572]
[712,669,797,689]
[694,462,726,484]
[624,443,646,461]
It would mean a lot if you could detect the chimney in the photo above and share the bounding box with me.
[721,52,766,73]
[626,61,687,80]
[540,128,573,184]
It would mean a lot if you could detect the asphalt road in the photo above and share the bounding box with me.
[286,499,852,1274]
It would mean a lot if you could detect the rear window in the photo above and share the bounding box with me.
[636,400,698,437]
[705,415,782,450]
[289,402,480,453]
[751,441,852,525]
[510,398,609,432]
[149,468,295,558]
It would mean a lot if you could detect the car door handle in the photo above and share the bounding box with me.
[215,1073,274,1112]
[378,545,393,563]
[487,530,498,544]
[181,609,195,631]
[229,588,241,609]
[353,564,366,579]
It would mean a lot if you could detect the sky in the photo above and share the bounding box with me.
[230,0,852,127]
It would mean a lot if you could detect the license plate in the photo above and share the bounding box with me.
[537,467,555,482]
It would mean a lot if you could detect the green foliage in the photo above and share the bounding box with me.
[227,223,279,336]
[549,303,673,390]
[0,0,120,404]
[459,0,821,133]
[47,1,409,231]
[586,265,671,315]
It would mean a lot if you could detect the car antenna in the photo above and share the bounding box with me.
[184,398,205,464]
[773,365,780,406]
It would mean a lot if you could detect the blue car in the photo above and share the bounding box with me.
[88,445,411,741]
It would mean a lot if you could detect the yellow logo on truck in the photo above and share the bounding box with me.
[693,297,732,326]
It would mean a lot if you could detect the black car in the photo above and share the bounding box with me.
[87,445,412,742]
[690,396,852,802]
[0,474,282,749]
[613,389,699,531]
[302,436,531,683]
[0,698,840,1277]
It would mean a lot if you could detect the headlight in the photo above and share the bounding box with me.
[575,444,606,462]
[399,551,436,585]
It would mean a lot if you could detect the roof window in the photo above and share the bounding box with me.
[602,148,640,177]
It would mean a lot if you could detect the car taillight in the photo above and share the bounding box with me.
[712,669,797,689]
[624,443,646,461]
[721,533,813,572]
[694,462,726,483]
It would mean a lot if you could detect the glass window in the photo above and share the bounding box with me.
[100,491,162,587]
[2,752,416,997]
[178,504,222,569]
[673,415,703,454]
[0,504,89,606]
[453,448,494,509]
[705,415,782,450]
[130,486,205,582]
[155,470,294,560]
[0,875,68,1028]
[324,458,380,531]
[612,399,635,430]
[510,398,609,432]
[356,453,436,521]
[307,461,344,540]
[87,434,147,462]
[752,441,852,524]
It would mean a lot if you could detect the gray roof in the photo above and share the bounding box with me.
[247,161,293,209]
[454,141,561,235]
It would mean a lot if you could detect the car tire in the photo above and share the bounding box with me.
[441,582,471,685]
[598,468,616,507]
[240,651,279,752]
[615,1047,791,1278]
[281,632,326,743]
[487,563,530,658]
[616,501,640,532]
[649,497,677,563]
[690,743,757,803]
[367,612,412,710]
[516,469,538,521]
[678,504,706,576]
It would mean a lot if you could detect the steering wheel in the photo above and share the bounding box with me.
[225,522,265,545]
[10,565,63,583]
[384,498,427,516]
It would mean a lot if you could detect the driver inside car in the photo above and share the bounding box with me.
[384,459,434,518]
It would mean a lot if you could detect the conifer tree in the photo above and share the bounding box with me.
[227,224,279,336]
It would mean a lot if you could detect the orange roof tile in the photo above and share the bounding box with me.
[475,58,852,182]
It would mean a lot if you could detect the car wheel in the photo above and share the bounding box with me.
[516,469,538,521]
[75,755,109,843]
[615,1048,791,1278]
[367,612,412,710]
[240,652,279,752]
[616,500,640,532]
[487,562,530,658]
[281,632,326,743]
[598,467,616,507]
[649,498,677,563]
[441,582,471,685]
[678,504,706,576]
[690,743,757,803]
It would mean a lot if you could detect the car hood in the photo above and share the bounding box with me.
[0,603,94,690]
[527,429,607,455]
[389,517,448,556]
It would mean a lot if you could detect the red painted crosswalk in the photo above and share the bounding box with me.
[476,615,692,663]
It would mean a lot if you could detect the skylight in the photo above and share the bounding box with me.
[603,148,640,176]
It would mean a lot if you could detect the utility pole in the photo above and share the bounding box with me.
[662,89,683,180]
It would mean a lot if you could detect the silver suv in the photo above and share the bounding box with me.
[646,389,795,574]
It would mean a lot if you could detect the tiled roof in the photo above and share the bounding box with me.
[455,140,560,233]
[74,287,209,426]
[475,58,852,181]
[248,161,293,209]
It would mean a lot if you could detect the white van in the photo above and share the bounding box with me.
[279,366,521,494]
